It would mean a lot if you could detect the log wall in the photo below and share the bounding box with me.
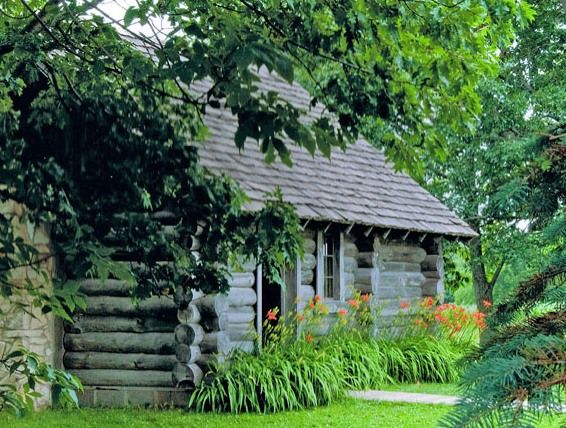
[64,281,180,389]
[356,236,428,334]
[343,234,359,298]
[298,230,317,312]
[203,258,257,360]
[421,239,445,301]
[61,220,447,405]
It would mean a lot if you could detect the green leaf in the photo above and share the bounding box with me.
[123,7,138,27]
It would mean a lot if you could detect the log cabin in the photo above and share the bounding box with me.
[0,69,476,407]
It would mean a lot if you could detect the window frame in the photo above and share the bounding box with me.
[316,229,345,301]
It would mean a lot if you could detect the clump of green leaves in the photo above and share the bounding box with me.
[0,348,82,417]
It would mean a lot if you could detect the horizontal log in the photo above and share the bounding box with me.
[193,294,228,319]
[301,253,316,271]
[423,270,441,279]
[223,340,254,354]
[381,262,422,273]
[301,268,314,285]
[344,242,358,257]
[79,279,132,296]
[375,286,422,300]
[226,323,256,341]
[227,287,256,307]
[64,352,176,370]
[227,272,255,288]
[422,254,441,271]
[354,282,372,294]
[343,256,358,272]
[177,304,201,324]
[379,272,425,288]
[202,305,256,332]
[422,278,442,296]
[70,369,173,387]
[374,298,421,313]
[378,245,427,263]
[64,332,175,354]
[172,363,203,388]
[82,296,177,318]
[343,272,355,288]
[303,237,316,254]
[175,344,202,364]
[174,323,205,346]
[221,307,256,330]
[230,256,257,273]
[195,353,221,369]
[356,268,377,287]
[65,316,176,334]
[199,331,229,354]
[299,285,315,301]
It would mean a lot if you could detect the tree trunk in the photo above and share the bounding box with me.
[469,235,493,313]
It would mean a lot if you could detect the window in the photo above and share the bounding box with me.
[317,231,341,300]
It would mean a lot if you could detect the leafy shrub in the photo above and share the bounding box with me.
[396,297,486,348]
[189,294,473,413]
[0,348,81,416]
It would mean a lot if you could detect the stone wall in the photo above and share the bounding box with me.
[0,201,59,408]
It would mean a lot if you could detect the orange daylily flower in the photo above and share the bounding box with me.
[482,299,493,308]
[266,309,278,321]
[422,297,435,308]
[338,308,348,317]
[361,294,370,302]
[347,299,360,309]
[399,301,410,309]
[305,333,314,343]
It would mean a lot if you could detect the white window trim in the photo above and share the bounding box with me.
[316,229,345,302]
[255,264,263,342]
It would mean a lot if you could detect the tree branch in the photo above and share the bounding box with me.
[489,257,506,288]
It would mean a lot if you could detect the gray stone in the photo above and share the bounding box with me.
[94,388,126,407]
[125,388,156,407]
[77,388,95,407]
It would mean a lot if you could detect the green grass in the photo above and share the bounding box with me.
[1,399,563,428]
[377,383,461,396]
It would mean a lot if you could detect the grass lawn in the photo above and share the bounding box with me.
[1,398,564,428]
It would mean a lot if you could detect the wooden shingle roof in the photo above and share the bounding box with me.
[196,69,476,238]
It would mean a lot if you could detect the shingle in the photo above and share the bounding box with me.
[196,69,477,238]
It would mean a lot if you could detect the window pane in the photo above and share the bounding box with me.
[323,233,337,299]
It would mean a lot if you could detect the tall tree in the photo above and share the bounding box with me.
[424,0,565,310]
[443,125,566,428]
